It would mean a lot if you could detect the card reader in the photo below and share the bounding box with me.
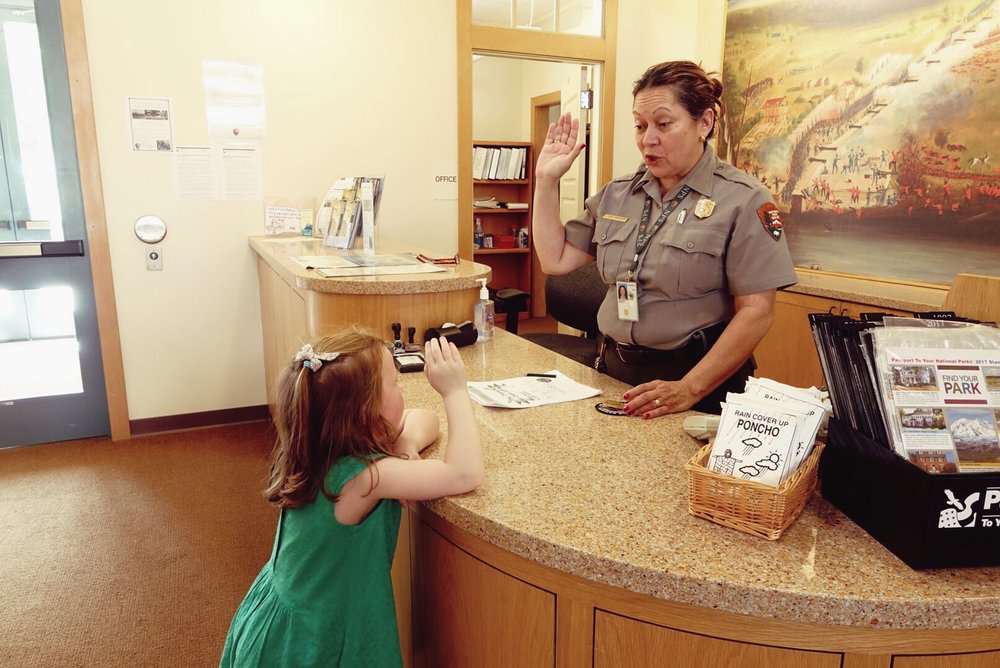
[682,414,721,441]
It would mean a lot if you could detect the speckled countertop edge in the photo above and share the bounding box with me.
[406,331,1000,632]
[249,236,491,294]
[785,270,949,312]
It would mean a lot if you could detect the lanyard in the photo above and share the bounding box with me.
[625,184,692,281]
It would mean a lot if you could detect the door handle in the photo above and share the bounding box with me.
[0,240,85,258]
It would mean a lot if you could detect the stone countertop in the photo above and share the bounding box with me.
[249,236,491,294]
[786,269,949,312]
[402,330,1000,631]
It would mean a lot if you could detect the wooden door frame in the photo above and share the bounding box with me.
[59,0,129,440]
[456,0,618,266]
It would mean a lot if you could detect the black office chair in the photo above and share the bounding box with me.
[522,262,606,367]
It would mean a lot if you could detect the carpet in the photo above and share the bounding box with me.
[0,421,277,667]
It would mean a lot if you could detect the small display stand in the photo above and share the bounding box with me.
[821,418,1000,569]
[686,442,824,540]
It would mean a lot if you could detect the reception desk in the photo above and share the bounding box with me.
[249,236,491,405]
[401,330,1000,668]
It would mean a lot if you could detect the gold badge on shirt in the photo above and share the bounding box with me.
[694,198,716,219]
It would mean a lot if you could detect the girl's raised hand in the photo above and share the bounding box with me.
[423,337,467,399]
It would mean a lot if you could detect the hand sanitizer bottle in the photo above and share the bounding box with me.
[474,278,494,341]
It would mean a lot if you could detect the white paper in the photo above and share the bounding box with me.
[264,206,303,235]
[203,59,266,142]
[708,397,800,487]
[291,254,420,271]
[314,264,446,278]
[173,146,219,200]
[743,378,828,471]
[291,255,356,270]
[221,147,262,201]
[467,370,601,409]
[360,180,375,253]
[876,345,1000,472]
[128,96,173,152]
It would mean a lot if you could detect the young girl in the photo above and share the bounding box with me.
[220,332,482,668]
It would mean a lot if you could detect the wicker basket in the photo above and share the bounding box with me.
[685,441,824,540]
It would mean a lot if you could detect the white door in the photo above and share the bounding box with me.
[0,0,109,448]
[558,75,585,221]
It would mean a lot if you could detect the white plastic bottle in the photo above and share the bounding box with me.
[473,218,484,249]
[474,278,494,341]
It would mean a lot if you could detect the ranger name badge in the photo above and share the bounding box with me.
[693,198,716,219]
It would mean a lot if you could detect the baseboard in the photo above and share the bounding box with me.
[129,405,271,437]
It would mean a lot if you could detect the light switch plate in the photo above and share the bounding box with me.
[145,246,163,270]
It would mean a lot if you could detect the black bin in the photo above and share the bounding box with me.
[821,418,1000,569]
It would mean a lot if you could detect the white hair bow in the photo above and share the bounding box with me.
[294,344,340,371]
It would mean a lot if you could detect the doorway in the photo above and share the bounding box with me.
[0,0,109,448]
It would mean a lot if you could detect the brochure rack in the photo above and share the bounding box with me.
[821,418,1000,569]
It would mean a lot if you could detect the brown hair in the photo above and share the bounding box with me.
[632,61,724,140]
[264,330,397,508]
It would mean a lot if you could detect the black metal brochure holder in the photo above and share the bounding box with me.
[821,418,1000,569]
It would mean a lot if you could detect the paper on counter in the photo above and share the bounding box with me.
[467,370,600,409]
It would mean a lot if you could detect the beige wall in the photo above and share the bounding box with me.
[81,0,457,419]
[612,0,725,176]
[81,0,725,420]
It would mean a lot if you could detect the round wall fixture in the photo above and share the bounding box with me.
[134,215,167,244]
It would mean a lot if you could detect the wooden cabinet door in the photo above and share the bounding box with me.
[754,292,837,389]
[413,519,555,668]
[893,651,1000,668]
[594,610,842,668]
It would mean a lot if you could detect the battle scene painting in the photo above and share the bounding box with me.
[720,0,1000,285]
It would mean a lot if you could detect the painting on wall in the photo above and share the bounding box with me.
[719,0,1000,286]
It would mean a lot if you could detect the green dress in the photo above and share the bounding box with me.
[220,456,402,667]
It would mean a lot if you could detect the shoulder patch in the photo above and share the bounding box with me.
[756,203,784,241]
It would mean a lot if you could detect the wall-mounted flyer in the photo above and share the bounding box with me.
[128,97,173,152]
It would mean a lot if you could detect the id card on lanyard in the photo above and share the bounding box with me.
[618,185,692,322]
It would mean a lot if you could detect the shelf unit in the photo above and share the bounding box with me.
[472,140,536,322]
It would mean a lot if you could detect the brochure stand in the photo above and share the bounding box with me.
[821,418,1000,569]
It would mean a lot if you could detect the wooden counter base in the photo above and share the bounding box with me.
[251,237,490,406]
[411,507,1000,668]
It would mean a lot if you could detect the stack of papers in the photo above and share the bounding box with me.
[467,370,600,408]
[707,379,829,487]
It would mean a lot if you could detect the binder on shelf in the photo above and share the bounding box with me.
[508,148,524,180]
[488,149,501,179]
[473,147,487,179]
[497,148,512,181]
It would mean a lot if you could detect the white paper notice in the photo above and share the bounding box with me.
[222,147,262,201]
[173,146,219,200]
[264,206,302,235]
[128,97,173,152]
[467,370,601,408]
[203,59,266,142]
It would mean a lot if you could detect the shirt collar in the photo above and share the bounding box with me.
[633,145,718,200]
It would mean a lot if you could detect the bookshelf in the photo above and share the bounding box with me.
[472,140,535,322]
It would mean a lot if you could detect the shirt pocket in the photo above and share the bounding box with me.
[594,217,635,283]
[650,226,728,298]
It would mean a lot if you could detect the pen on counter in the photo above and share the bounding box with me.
[526,373,556,378]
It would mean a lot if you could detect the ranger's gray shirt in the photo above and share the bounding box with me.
[564,146,798,349]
